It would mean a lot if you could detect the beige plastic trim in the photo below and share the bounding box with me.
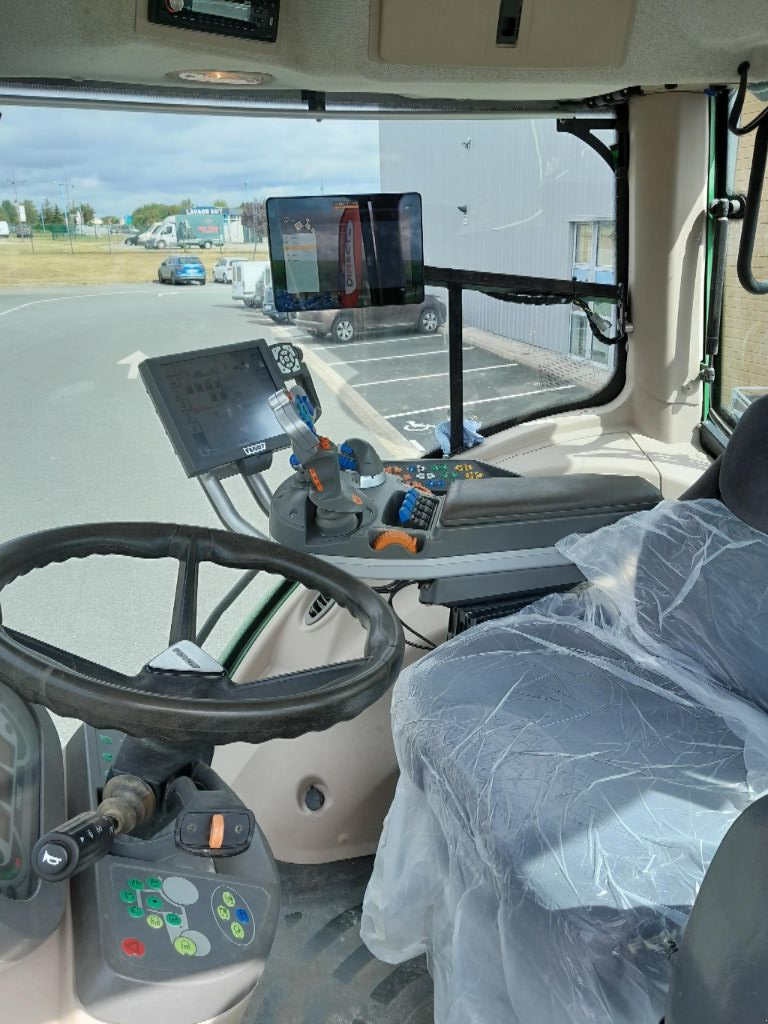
[376,0,635,70]
[213,584,448,864]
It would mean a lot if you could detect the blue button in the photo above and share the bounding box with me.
[407,465,416,472]
[235,907,250,924]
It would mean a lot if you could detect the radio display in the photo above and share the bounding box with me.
[147,0,279,43]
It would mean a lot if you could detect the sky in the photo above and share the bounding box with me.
[0,106,381,220]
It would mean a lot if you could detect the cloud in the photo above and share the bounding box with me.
[0,106,381,218]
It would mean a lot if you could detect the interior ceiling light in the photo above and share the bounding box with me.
[169,69,274,86]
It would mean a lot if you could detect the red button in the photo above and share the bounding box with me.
[121,937,145,958]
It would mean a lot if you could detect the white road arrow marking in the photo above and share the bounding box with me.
[118,350,147,380]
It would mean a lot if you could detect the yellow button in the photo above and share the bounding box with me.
[216,905,230,921]
[174,936,197,956]
[230,922,245,941]
[146,914,164,930]
[222,891,236,908]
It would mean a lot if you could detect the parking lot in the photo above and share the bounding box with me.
[280,321,583,452]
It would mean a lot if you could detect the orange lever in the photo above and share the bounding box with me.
[209,813,225,850]
[371,530,419,555]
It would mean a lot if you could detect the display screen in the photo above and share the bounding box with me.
[0,735,13,768]
[147,0,279,42]
[267,193,424,312]
[140,340,290,476]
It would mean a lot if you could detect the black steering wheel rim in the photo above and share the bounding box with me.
[0,522,404,745]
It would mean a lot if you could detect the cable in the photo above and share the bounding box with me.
[728,62,768,137]
[196,570,259,647]
[572,297,628,346]
[387,581,437,651]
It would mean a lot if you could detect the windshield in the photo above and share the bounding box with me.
[0,105,618,691]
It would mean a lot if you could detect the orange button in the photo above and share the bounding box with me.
[371,531,419,555]
[209,813,225,850]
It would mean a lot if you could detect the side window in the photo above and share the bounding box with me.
[714,92,768,427]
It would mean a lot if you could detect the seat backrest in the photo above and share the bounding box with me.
[664,793,768,1024]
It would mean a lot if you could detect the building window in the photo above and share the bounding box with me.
[569,220,616,365]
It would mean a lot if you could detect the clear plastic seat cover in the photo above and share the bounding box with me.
[361,500,768,1024]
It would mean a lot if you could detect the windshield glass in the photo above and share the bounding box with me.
[0,105,618,688]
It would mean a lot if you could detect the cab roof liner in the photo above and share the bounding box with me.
[0,0,765,105]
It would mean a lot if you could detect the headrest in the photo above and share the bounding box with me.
[682,394,768,534]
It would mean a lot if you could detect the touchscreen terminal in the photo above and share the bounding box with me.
[267,193,424,312]
[140,340,290,476]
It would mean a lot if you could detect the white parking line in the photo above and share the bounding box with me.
[309,333,435,350]
[353,362,518,388]
[0,290,145,319]
[383,384,577,419]
[325,346,469,367]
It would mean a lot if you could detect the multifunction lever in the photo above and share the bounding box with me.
[32,774,156,882]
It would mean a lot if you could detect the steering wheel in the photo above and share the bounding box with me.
[0,523,404,745]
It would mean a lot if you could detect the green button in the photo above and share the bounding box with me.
[128,906,144,919]
[216,905,230,921]
[166,913,182,927]
[146,877,162,889]
[129,878,143,890]
[174,936,197,956]
[102,752,113,762]
[146,895,163,910]
[222,891,236,908]
[99,734,113,744]
[119,890,136,904]
[146,914,164,930]
[230,922,245,941]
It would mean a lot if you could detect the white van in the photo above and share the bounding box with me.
[0,221,10,239]
[231,260,271,307]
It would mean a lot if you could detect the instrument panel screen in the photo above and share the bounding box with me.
[140,340,290,476]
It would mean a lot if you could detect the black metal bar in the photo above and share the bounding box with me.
[425,266,618,302]
[448,284,464,455]
[556,118,617,170]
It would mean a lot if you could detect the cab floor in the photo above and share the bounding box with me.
[243,857,434,1024]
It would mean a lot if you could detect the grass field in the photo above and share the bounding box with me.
[0,236,267,286]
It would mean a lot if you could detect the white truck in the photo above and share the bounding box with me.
[232,261,271,307]
[146,211,225,250]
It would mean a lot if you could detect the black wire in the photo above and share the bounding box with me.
[387,581,437,650]
[729,62,768,137]
[572,297,628,346]
[195,570,259,647]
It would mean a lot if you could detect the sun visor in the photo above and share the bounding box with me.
[374,0,635,69]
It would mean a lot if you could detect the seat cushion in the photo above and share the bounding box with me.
[362,501,768,1024]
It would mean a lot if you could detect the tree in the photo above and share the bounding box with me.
[78,202,96,225]
[101,216,120,224]
[41,199,65,225]
[0,199,18,225]
[213,199,228,208]
[168,198,192,215]
[131,203,172,229]
[241,199,267,239]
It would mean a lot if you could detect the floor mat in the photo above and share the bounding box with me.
[243,857,434,1024]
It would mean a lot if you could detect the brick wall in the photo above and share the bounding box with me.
[719,94,768,416]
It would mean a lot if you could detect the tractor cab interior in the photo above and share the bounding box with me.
[1,2,768,1023]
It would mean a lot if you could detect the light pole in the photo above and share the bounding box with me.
[52,178,74,253]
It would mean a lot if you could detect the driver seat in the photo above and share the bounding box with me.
[361,396,768,1024]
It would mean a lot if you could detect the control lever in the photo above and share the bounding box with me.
[32,774,156,882]
[168,764,256,858]
[269,387,365,535]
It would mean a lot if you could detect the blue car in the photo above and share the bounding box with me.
[157,255,206,286]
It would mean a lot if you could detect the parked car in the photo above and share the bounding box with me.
[15,224,32,237]
[294,295,447,343]
[232,261,271,307]
[157,254,206,286]
[262,283,293,324]
[213,257,246,284]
